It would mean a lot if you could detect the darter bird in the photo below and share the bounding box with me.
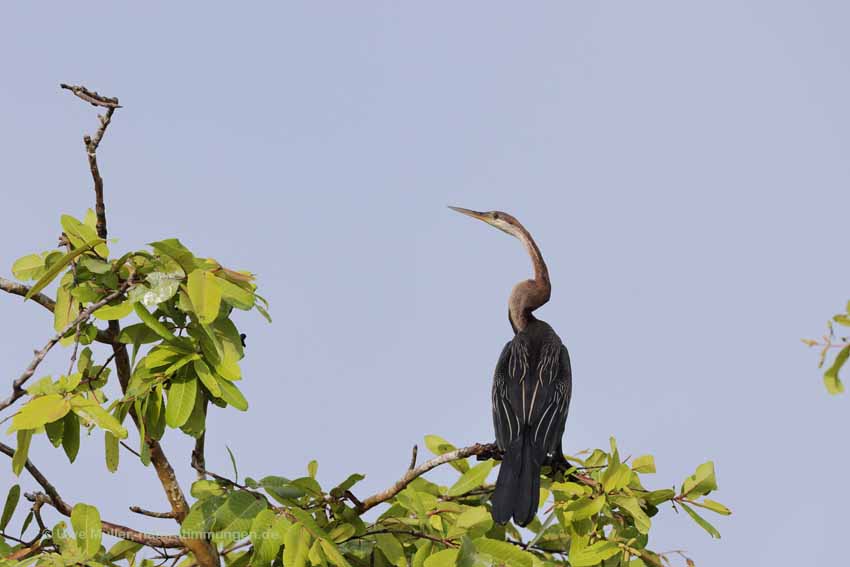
[450,207,572,527]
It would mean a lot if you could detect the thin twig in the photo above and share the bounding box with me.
[0,282,131,414]
[130,506,177,519]
[408,445,418,470]
[59,84,121,108]
[119,440,142,458]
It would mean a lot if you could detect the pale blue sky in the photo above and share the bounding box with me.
[2,2,849,565]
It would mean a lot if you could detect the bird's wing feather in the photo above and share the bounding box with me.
[492,341,520,451]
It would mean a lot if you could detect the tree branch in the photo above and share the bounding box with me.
[0,277,55,312]
[129,506,177,519]
[356,443,500,514]
[0,441,183,548]
[61,84,219,567]
[0,282,131,414]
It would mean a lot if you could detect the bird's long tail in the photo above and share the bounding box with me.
[491,432,541,527]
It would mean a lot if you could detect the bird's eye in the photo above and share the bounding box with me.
[493,213,500,220]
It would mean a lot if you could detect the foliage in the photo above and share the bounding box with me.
[804,301,850,394]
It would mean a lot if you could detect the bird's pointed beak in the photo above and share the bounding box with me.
[448,206,489,223]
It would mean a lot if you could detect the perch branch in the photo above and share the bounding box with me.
[356,443,500,514]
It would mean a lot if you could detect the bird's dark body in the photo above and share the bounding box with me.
[491,318,572,527]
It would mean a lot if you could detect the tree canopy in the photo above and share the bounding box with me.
[0,86,728,567]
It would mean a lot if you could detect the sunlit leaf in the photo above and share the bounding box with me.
[447,460,494,497]
[680,502,721,539]
[187,270,222,324]
[7,394,71,433]
[71,503,102,559]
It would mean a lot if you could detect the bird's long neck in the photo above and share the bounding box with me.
[508,225,551,333]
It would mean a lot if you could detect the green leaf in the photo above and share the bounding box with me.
[308,459,318,479]
[319,538,352,567]
[71,503,102,559]
[565,495,606,521]
[631,455,656,474]
[70,397,128,439]
[288,508,329,539]
[250,509,287,565]
[412,542,432,567]
[1,485,20,531]
[188,270,222,324]
[166,375,198,428]
[53,274,79,336]
[283,525,310,567]
[645,488,675,506]
[106,540,143,562]
[105,431,119,473]
[227,445,239,483]
[680,502,721,539]
[193,359,221,398]
[181,496,225,537]
[149,239,197,275]
[117,323,163,346]
[423,549,458,567]
[61,214,108,257]
[62,412,80,462]
[133,303,180,344]
[12,254,45,281]
[216,376,248,411]
[447,460,494,497]
[328,523,354,543]
[12,430,32,476]
[425,434,469,473]
[569,540,622,567]
[610,495,651,534]
[92,299,135,321]
[53,520,79,557]
[215,276,255,310]
[260,476,307,503]
[190,480,225,499]
[7,394,71,433]
[692,498,732,516]
[129,271,180,308]
[473,537,536,567]
[375,533,405,567]
[824,345,849,394]
[25,239,105,300]
[210,491,267,544]
[602,462,631,492]
[681,461,717,498]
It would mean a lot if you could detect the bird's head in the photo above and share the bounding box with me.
[449,206,524,239]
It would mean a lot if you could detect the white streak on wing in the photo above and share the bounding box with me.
[534,399,554,442]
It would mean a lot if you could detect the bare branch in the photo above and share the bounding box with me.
[0,282,131,414]
[130,506,177,519]
[0,277,55,312]
[356,443,500,514]
[59,84,121,109]
[408,445,418,471]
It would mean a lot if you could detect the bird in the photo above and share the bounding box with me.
[450,206,572,527]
